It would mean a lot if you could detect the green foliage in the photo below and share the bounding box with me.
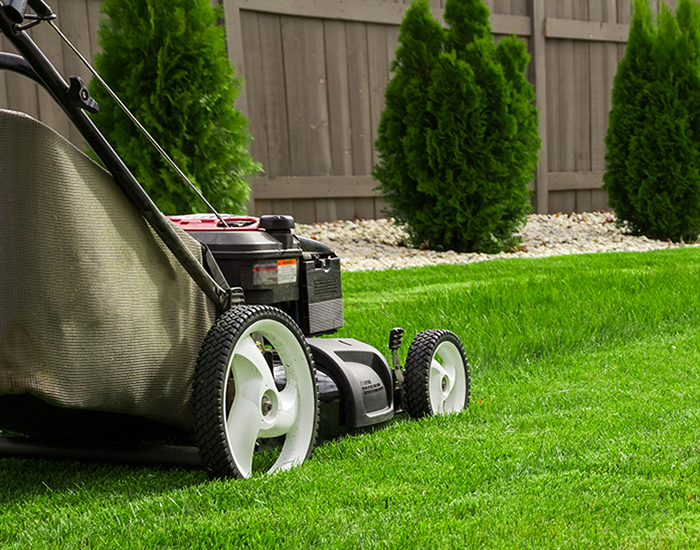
[374,0,539,253]
[604,0,700,241]
[89,0,261,215]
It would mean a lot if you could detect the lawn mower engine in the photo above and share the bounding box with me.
[169,213,396,438]
[169,213,343,336]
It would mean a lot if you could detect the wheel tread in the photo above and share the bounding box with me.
[403,330,470,419]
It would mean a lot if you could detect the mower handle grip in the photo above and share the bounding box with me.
[3,0,52,24]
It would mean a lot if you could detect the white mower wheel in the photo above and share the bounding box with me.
[193,305,319,479]
[403,330,470,418]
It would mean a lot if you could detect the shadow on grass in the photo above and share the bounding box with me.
[0,449,208,507]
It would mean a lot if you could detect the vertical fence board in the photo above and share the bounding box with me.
[376,25,400,221]
[545,41,559,171]
[315,199,338,222]
[241,11,269,173]
[367,24,388,167]
[599,0,617,211]
[545,0,559,187]
[281,16,331,176]
[55,0,93,147]
[325,20,353,176]
[576,189,593,214]
[346,22,375,219]
[511,0,528,15]
[550,193,576,214]
[374,197,389,218]
[257,13,291,179]
[592,189,608,210]
[616,0,630,62]
[494,0,512,15]
[573,0,592,210]
[86,0,104,60]
[589,1,606,178]
[31,23,71,139]
[618,0,631,23]
[333,199,357,221]
[2,35,40,120]
[254,199,272,216]
[280,16,331,223]
[532,0,548,212]
[346,22,373,176]
[367,24,389,219]
[292,200,318,224]
[354,198,375,220]
[552,0,576,213]
[603,1,618,118]
[558,3,575,176]
[386,24,399,60]
[325,20,355,221]
[272,198,294,217]
[222,0,248,120]
[3,70,39,119]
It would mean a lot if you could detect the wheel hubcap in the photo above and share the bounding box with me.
[261,395,273,416]
[223,317,316,478]
[429,340,467,414]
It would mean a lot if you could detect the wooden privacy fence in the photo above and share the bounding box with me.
[0,0,679,223]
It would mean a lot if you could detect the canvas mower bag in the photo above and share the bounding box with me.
[0,109,216,432]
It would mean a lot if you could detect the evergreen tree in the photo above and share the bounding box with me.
[89,0,260,215]
[604,0,700,241]
[373,0,539,253]
[373,1,444,241]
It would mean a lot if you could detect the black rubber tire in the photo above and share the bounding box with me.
[192,305,318,479]
[404,330,470,419]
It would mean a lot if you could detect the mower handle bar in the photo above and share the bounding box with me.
[3,0,52,24]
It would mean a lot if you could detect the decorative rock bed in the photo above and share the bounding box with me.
[296,212,699,272]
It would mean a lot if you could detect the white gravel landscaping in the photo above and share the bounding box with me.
[296,212,700,272]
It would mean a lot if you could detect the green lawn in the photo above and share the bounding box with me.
[3,248,700,548]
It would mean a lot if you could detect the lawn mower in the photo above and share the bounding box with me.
[0,0,470,479]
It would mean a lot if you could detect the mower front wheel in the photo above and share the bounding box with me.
[192,305,319,479]
[404,330,470,419]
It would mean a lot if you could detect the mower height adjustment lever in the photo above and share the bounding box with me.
[389,327,405,412]
[389,327,403,351]
[389,327,404,370]
[67,75,99,114]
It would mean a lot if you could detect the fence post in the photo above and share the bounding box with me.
[220,0,256,215]
[531,0,548,214]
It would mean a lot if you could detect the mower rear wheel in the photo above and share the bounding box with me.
[404,330,469,418]
[193,305,318,479]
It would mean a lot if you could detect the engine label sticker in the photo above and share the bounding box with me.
[252,259,297,286]
[253,262,278,286]
[277,259,297,285]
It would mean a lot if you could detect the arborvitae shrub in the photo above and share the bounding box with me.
[373,0,539,253]
[89,0,260,215]
[604,0,700,241]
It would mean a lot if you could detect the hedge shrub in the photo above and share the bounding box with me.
[89,0,260,215]
[604,0,700,241]
[373,0,539,253]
